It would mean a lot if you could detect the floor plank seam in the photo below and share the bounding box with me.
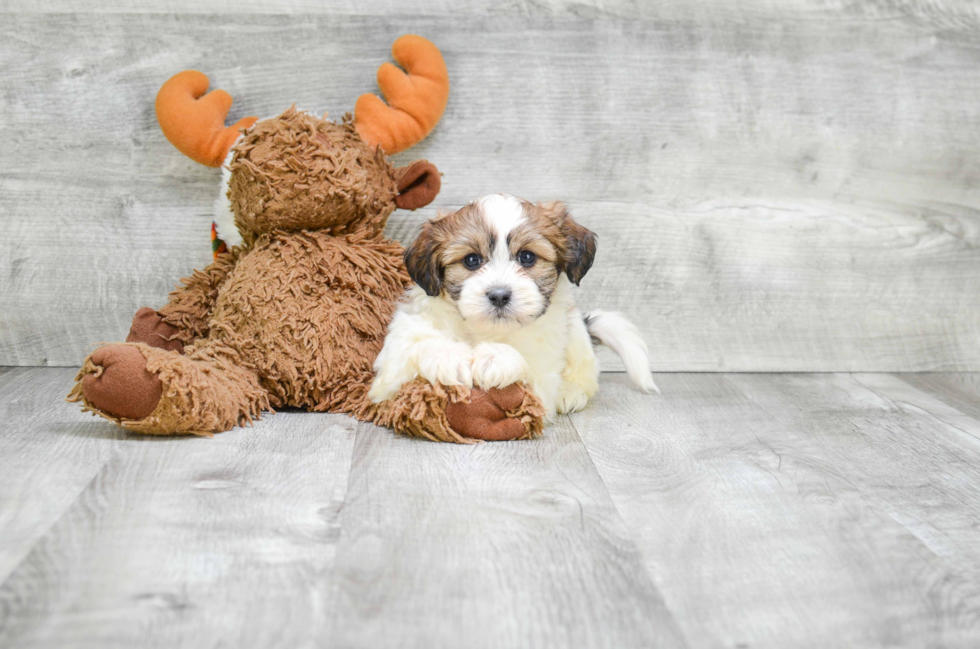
[560,411,689,636]
[724,372,980,568]
[856,375,980,448]
[0,450,115,589]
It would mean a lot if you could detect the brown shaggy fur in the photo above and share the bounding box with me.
[402,202,495,297]
[68,108,544,442]
[229,109,398,241]
[531,201,597,286]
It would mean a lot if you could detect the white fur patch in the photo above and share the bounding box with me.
[479,193,526,261]
[471,341,529,389]
[368,300,474,403]
[455,194,544,332]
[213,144,244,249]
[585,310,660,394]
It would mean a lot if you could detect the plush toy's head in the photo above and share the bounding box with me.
[223,109,441,242]
[155,35,448,248]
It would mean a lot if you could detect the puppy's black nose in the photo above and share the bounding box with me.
[487,287,511,308]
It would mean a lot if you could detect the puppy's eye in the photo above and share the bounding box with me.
[517,250,537,267]
[462,253,482,270]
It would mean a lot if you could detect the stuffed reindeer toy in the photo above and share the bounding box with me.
[68,35,544,443]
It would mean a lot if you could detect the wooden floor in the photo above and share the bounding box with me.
[0,369,977,647]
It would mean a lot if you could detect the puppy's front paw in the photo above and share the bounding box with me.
[417,341,474,388]
[369,371,402,403]
[555,386,591,414]
[471,342,528,389]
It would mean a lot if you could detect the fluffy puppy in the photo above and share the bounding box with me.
[369,194,658,421]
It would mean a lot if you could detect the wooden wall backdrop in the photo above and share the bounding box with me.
[1,1,979,370]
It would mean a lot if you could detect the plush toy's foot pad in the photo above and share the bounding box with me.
[446,384,537,442]
[126,307,184,353]
[80,345,162,420]
[375,380,544,444]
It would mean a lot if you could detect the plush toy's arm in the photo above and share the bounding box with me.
[157,250,241,346]
[373,379,544,444]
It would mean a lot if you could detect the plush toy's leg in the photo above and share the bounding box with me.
[155,250,242,346]
[373,380,545,444]
[67,342,269,436]
[125,307,186,353]
[446,384,545,441]
[124,249,243,354]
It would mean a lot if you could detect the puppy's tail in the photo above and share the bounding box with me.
[584,310,660,394]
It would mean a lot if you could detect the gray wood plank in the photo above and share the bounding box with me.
[728,373,980,641]
[895,373,980,422]
[5,368,980,646]
[2,13,980,370]
[583,199,980,371]
[573,372,980,648]
[853,373,980,449]
[0,394,358,648]
[325,418,686,649]
[2,0,978,32]
[0,368,126,585]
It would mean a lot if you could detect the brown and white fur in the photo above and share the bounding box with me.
[369,194,658,421]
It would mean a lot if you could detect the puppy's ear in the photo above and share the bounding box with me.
[540,201,597,285]
[403,220,444,296]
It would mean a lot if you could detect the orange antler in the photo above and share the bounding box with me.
[155,71,258,167]
[354,35,450,155]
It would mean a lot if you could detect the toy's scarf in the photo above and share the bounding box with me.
[211,222,228,258]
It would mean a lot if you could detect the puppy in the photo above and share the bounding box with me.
[369,194,658,421]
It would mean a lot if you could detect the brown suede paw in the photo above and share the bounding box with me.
[81,345,162,420]
[446,384,531,441]
[126,307,184,353]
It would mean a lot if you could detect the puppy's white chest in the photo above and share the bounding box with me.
[471,304,572,417]
[491,322,568,377]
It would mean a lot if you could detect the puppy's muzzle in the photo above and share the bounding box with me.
[487,287,512,309]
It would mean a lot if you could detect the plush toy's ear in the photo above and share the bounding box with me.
[156,70,258,167]
[355,35,450,155]
[395,161,441,210]
[539,201,597,285]
[403,220,444,296]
